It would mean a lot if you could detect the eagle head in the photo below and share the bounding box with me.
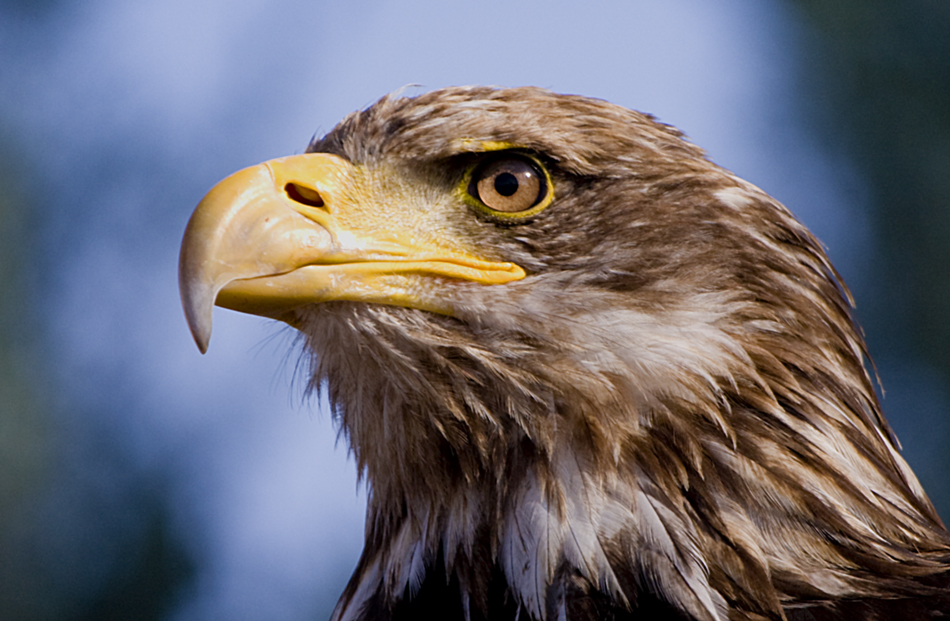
[179,87,950,621]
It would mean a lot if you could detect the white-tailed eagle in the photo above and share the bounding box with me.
[179,87,950,621]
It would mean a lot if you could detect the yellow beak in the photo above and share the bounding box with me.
[179,153,525,353]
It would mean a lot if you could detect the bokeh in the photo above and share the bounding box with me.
[0,1,947,619]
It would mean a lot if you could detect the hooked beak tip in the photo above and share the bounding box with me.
[179,260,215,354]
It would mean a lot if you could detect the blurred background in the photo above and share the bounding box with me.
[0,0,948,619]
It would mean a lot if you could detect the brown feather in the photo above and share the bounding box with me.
[287,87,950,620]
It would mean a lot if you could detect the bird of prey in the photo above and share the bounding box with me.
[179,87,950,621]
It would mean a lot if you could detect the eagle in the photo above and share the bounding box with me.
[179,87,950,621]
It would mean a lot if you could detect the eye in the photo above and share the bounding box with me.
[465,154,553,218]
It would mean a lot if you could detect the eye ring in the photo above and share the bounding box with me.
[461,152,554,220]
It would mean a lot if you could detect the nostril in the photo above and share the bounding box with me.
[285,183,325,208]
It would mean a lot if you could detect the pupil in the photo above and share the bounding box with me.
[494,172,519,197]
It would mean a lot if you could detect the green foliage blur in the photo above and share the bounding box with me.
[0,137,48,542]
[0,132,194,621]
[792,0,950,366]
[790,0,950,515]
